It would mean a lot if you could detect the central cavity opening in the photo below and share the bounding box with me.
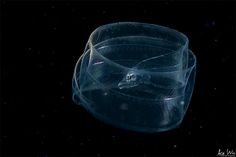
[94,36,185,70]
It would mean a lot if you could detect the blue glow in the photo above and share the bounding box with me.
[72,22,196,132]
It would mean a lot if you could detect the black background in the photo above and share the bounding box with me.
[1,0,235,156]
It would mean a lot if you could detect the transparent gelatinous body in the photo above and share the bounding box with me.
[72,22,196,132]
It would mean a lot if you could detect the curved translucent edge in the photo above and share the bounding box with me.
[80,47,196,86]
[72,51,196,133]
[90,22,189,47]
[72,49,196,103]
[90,36,182,72]
[89,44,183,73]
[81,45,195,76]
[87,22,189,71]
